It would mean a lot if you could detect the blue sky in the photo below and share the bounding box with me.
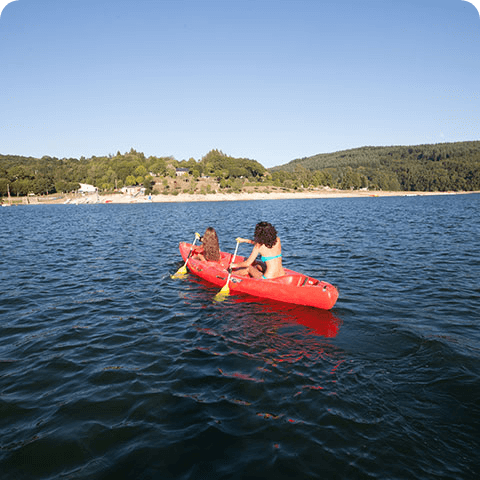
[0,0,479,168]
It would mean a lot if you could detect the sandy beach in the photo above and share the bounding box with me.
[58,188,479,204]
[5,188,478,205]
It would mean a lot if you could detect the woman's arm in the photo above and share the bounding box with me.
[236,237,254,244]
[232,243,260,268]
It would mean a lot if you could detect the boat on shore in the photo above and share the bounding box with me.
[178,242,339,310]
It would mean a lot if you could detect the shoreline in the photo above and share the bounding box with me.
[4,189,479,205]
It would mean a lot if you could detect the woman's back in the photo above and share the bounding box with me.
[258,238,284,278]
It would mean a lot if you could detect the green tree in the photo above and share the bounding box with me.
[0,178,9,196]
[125,175,137,186]
[150,158,167,176]
[143,175,154,194]
[135,165,147,177]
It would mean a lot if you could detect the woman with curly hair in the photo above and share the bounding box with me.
[232,221,285,279]
[192,227,221,262]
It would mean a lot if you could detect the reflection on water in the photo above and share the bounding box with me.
[177,275,347,418]
[234,297,343,338]
[182,274,342,338]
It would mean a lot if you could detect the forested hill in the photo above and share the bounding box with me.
[269,141,480,191]
[271,141,480,171]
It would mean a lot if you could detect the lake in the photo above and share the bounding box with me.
[1,194,479,479]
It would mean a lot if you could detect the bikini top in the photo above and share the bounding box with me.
[261,254,282,262]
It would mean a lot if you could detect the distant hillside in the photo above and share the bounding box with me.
[269,141,480,191]
[270,141,480,172]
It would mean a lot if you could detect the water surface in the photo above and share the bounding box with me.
[1,195,479,479]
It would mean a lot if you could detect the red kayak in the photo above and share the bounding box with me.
[178,242,339,310]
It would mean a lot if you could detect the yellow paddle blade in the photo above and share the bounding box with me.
[213,291,228,302]
[171,265,188,279]
[176,265,188,275]
[213,284,230,302]
[219,284,230,294]
[171,272,185,279]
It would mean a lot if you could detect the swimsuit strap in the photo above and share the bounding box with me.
[260,254,282,262]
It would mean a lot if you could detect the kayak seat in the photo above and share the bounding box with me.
[275,275,320,287]
[271,275,307,286]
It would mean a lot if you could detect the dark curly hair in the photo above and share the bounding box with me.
[202,227,220,261]
[253,222,278,248]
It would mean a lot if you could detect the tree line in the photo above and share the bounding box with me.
[0,149,267,197]
[270,141,480,191]
[1,141,479,198]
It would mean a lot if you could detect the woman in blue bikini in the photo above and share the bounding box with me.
[232,221,285,279]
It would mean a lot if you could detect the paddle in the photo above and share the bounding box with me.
[214,239,240,301]
[171,232,201,278]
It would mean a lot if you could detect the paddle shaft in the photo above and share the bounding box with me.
[184,236,198,264]
[173,234,200,277]
[221,240,240,292]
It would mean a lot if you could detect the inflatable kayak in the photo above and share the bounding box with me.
[178,242,339,310]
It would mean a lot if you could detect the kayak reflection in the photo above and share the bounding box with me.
[182,275,342,338]
[231,295,342,338]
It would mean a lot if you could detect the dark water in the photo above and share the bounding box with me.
[1,195,479,479]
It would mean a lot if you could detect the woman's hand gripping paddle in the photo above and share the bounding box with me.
[171,232,201,279]
[214,239,240,301]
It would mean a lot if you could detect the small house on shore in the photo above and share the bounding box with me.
[176,168,189,177]
[78,183,97,193]
[121,186,146,196]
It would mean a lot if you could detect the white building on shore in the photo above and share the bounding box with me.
[78,183,97,193]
